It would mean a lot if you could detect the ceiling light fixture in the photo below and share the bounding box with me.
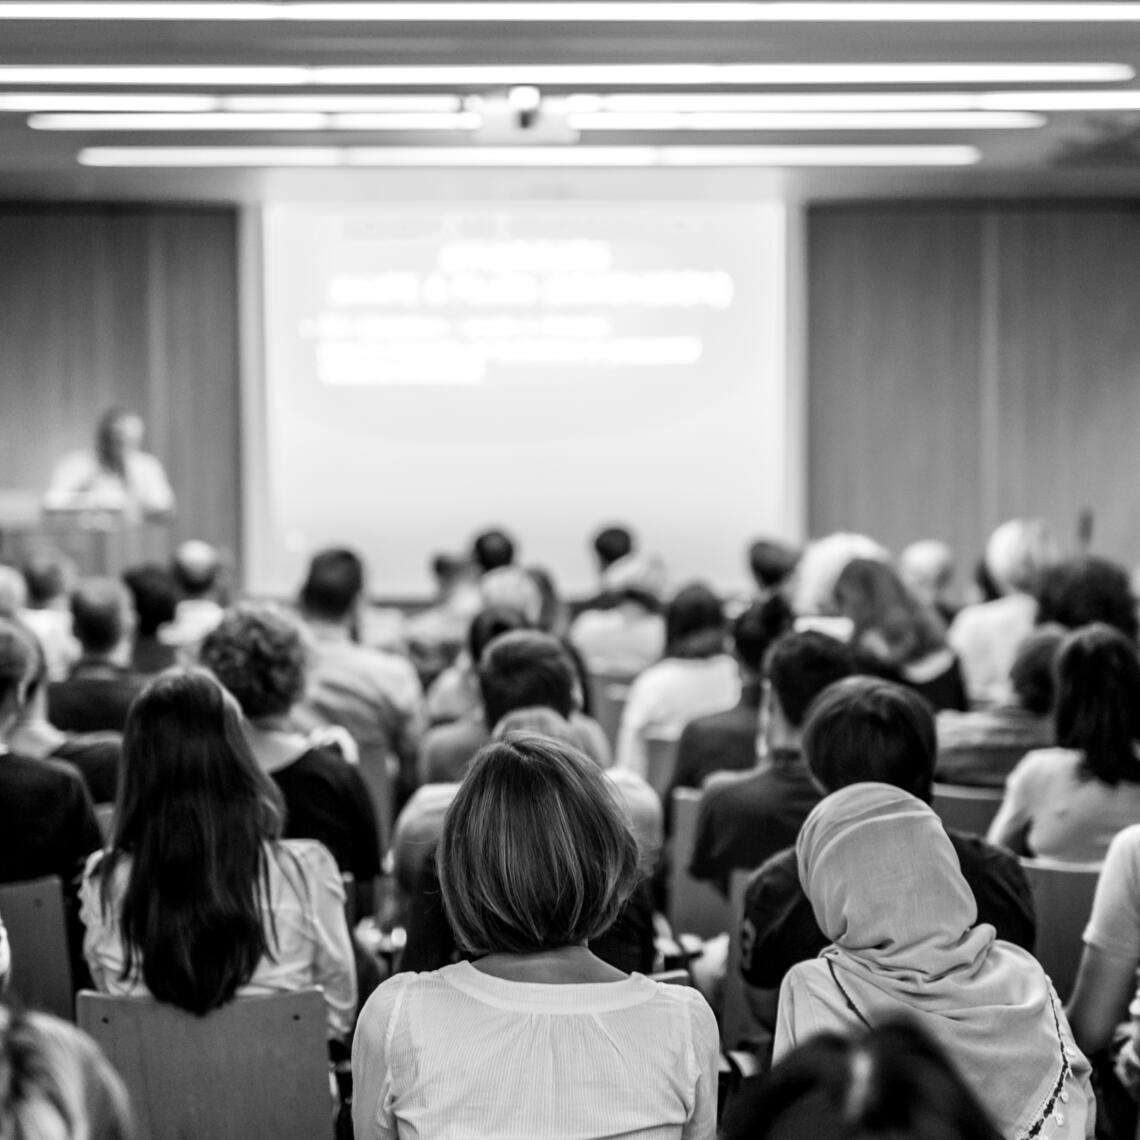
[29,110,483,130]
[568,110,1045,129]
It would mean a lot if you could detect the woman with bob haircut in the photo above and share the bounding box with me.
[988,623,1140,862]
[352,734,719,1140]
[79,668,357,1040]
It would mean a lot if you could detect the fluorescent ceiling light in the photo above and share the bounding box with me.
[569,110,1045,129]
[78,143,980,166]
[979,90,1140,109]
[0,93,218,111]
[9,3,1140,21]
[221,95,462,111]
[0,63,1130,87]
[29,110,483,129]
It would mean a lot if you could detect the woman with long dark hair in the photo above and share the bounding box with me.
[79,668,356,1038]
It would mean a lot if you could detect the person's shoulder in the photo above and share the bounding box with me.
[1013,746,1081,781]
[946,827,1022,873]
[3,750,87,792]
[275,836,341,880]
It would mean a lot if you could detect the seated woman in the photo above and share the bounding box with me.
[199,603,382,912]
[832,557,968,712]
[80,669,357,1041]
[987,623,1140,862]
[775,782,1093,1139]
[353,734,719,1140]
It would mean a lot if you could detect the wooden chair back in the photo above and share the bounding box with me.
[77,989,333,1140]
[931,782,1005,837]
[669,788,732,940]
[588,670,633,750]
[1021,856,1103,1003]
[645,734,680,801]
[0,876,74,1020]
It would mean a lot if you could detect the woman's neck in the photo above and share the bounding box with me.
[244,716,309,773]
[471,943,628,985]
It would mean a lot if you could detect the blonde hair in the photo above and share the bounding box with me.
[0,1005,133,1140]
[438,734,639,955]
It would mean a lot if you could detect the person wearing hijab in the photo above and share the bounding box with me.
[775,782,1094,1140]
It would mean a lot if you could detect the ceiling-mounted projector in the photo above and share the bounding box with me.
[470,87,580,145]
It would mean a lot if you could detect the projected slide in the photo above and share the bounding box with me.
[252,201,791,598]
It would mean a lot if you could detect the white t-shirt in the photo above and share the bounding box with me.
[352,961,719,1140]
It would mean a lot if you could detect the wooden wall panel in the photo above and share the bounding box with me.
[0,205,240,559]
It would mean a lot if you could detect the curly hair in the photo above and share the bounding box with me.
[1035,556,1138,642]
[198,603,307,719]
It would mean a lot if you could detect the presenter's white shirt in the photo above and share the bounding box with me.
[351,962,719,1140]
[45,450,175,520]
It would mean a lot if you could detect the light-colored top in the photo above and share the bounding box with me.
[0,912,9,991]
[18,607,79,683]
[987,748,1140,862]
[1084,823,1140,962]
[80,838,357,1039]
[948,592,1037,706]
[45,449,175,520]
[615,655,740,779]
[569,605,666,677]
[778,783,1094,1140]
[157,598,224,650]
[351,961,720,1140]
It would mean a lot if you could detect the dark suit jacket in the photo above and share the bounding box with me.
[47,659,145,734]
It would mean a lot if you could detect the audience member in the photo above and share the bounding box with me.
[747,538,799,601]
[80,669,357,1040]
[0,915,7,991]
[569,552,666,676]
[47,578,142,734]
[577,523,636,612]
[899,537,960,625]
[741,678,1035,1000]
[1035,555,1139,641]
[615,582,739,779]
[833,557,968,711]
[199,604,382,908]
[121,562,178,675]
[789,532,889,618]
[470,527,515,575]
[0,1004,134,1140]
[353,735,719,1140]
[775,782,1093,1139]
[402,551,481,692]
[988,623,1140,861]
[949,517,1060,705]
[527,566,569,638]
[0,566,26,618]
[159,539,225,652]
[936,626,1062,786]
[722,1019,1002,1140]
[295,547,425,812]
[19,548,79,681]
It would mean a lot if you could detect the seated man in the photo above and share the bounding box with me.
[689,631,856,897]
[47,578,143,734]
[740,676,1035,1009]
[935,626,1061,787]
[576,523,636,614]
[122,562,178,676]
[19,549,79,682]
[159,540,225,655]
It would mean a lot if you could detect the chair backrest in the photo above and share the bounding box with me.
[645,734,680,801]
[1021,857,1103,1003]
[588,671,633,749]
[0,876,74,1020]
[931,782,1005,837]
[94,802,115,841]
[77,989,332,1140]
[669,788,732,940]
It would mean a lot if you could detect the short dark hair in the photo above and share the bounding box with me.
[748,539,799,591]
[722,1019,1001,1140]
[593,525,634,570]
[0,618,34,710]
[1035,556,1139,642]
[1009,626,1065,716]
[803,676,938,803]
[22,550,73,607]
[199,604,307,720]
[71,579,129,655]
[472,529,515,574]
[478,629,576,731]
[438,734,639,955]
[299,548,364,621]
[732,596,794,675]
[171,543,221,600]
[664,583,727,660]
[467,605,531,663]
[1054,623,1140,786]
[767,630,856,728]
[122,564,179,637]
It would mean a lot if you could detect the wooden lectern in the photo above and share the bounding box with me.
[39,507,173,576]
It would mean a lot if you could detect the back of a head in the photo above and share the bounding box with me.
[171,540,221,600]
[593,525,634,571]
[834,558,944,665]
[122,563,178,637]
[438,734,638,955]
[299,547,364,622]
[467,605,531,664]
[767,630,857,730]
[478,629,576,730]
[22,549,75,608]
[111,668,283,1014]
[664,582,726,660]
[1035,555,1139,642]
[722,1020,1001,1140]
[199,603,307,720]
[984,518,1059,596]
[1054,622,1140,786]
[899,539,955,604]
[0,1004,134,1140]
[0,565,27,618]
[791,532,890,617]
[802,675,938,802]
[1009,626,1065,716]
[0,617,34,716]
[479,566,543,626]
[71,578,131,656]
[472,528,515,575]
[733,596,794,675]
[748,538,800,592]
